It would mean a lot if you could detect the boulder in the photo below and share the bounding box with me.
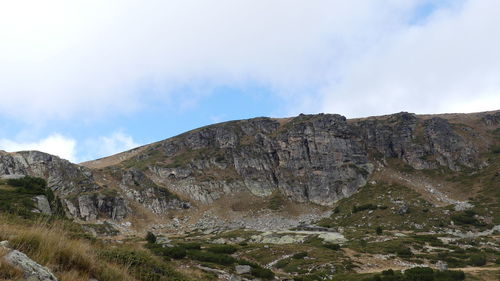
[235,265,252,275]
[1,241,58,281]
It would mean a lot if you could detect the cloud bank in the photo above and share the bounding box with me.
[1,0,497,124]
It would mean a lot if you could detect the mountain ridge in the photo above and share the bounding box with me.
[0,110,498,225]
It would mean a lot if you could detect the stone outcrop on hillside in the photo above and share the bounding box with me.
[113,111,492,207]
[1,241,58,281]
[0,151,130,221]
[0,110,497,221]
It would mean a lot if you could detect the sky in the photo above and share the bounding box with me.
[0,0,499,163]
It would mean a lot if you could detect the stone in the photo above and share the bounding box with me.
[229,275,242,281]
[2,249,58,281]
[436,260,448,271]
[396,203,410,215]
[33,195,52,215]
[235,265,252,275]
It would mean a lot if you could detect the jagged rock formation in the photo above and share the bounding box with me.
[101,111,494,208]
[1,110,498,221]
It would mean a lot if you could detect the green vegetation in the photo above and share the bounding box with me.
[352,203,378,213]
[100,247,189,281]
[0,176,63,218]
[292,252,308,259]
[469,254,487,266]
[316,182,446,231]
[186,250,236,265]
[146,231,157,244]
[361,267,465,281]
[206,244,237,254]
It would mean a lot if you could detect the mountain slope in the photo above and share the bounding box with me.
[0,110,498,224]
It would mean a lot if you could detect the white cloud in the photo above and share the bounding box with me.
[318,0,500,117]
[0,132,139,163]
[0,134,77,162]
[0,0,428,122]
[0,0,497,122]
[81,132,139,161]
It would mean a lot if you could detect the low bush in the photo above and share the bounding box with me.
[177,242,201,250]
[324,243,341,250]
[187,250,235,265]
[292,252,308,259]
[362,267,465,281]
[469,254,487,266]
[251,266,275,279]
[145,243,187,260]
[352,204,378,213]
[206,244,237,254]
[146,232,157,244]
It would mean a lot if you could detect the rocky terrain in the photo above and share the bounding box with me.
[0,110,498,281]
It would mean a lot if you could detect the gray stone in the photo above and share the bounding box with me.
[33,195,52,215]
[235,265,252,275]
[2,249,57,281]
[436,260,448,271]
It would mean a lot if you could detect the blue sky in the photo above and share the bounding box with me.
[0,0,499,162]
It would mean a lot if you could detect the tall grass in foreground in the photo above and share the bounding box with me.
[0,216,134,281]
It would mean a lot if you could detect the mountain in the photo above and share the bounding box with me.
[1,110,499,281]
[0,110,498,225]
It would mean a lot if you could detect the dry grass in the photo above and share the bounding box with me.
[0,216,136,281]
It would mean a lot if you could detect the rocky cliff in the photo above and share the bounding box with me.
[102,111,497,208]
[1,110,498,222]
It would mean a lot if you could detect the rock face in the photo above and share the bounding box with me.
[125,114,373,205]
[112,111,492,207]
[0,150,130,221]
[1,241,58,281]
[353,112,482,171]
[0,110,497,220]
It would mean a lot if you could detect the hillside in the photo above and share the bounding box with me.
[0,110,499,280]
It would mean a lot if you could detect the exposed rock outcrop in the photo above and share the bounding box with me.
[0,110,497,221]
[1,241,58,281]
[110,111,494,207]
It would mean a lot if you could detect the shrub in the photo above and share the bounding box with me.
[434,270,465,280]
[145,243,187,260]
[146,231,157,244]
[364,268,465,281]
[404,267,434,281]
[376,226,383,235]
[323,243,340,250]
[292,252,308,259]
[275,258,290,268]
[395,247,413,258]
[177,242,201,250]
[187,250,236,265]
[206,244,237,254]
[251,266,275,279]
[469,254,486,266]
[352,204,378,213]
